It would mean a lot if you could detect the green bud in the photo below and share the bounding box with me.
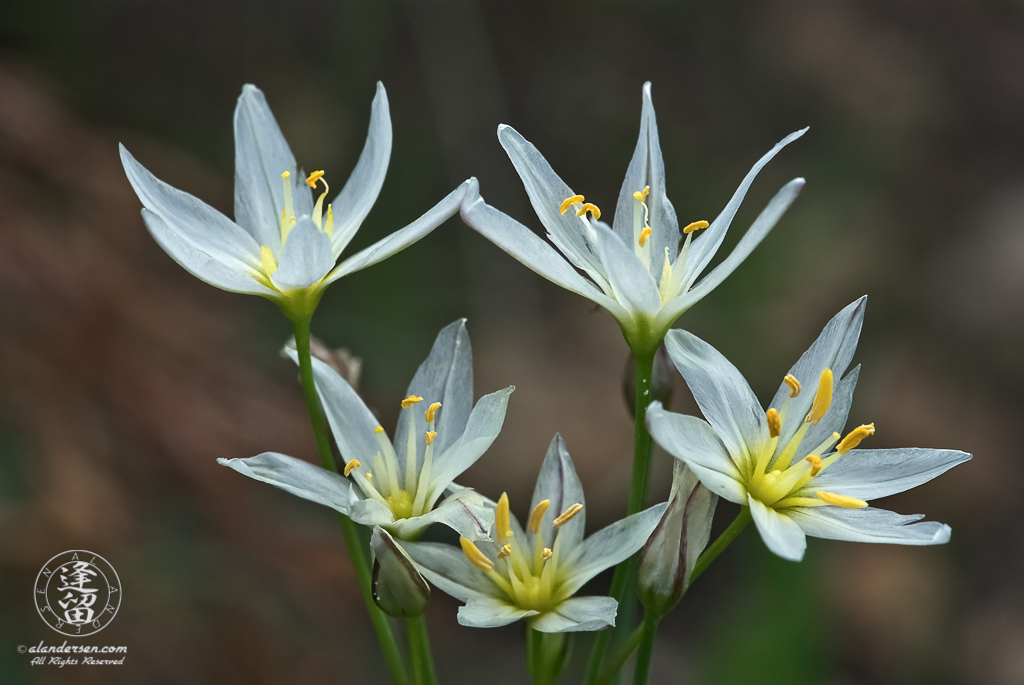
[370,526,430,618]
[637,462,718,617]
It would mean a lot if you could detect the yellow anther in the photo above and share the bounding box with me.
[374,426,385,435]
[632,185,650,201]
[805,454,822,477]
[805,369,834,425]
[638,227,653,247]
[560,195,585,214]
[784,374,802,398]
[576,203,601,220]
[816,490,868,509]
[281,171,291,179]
[496,493,511,545]
[260,245,278,276]
[366,472,373,482]
[766,408,781,438]
[683,220,709,234]
[305,170,325,188]
[460,537,494,572]
[424,431,437,445]
[837,423,875,455]
[552,503,583,529]
[343,459,361,477]
[425,402,442,423]
[497,544,512,559]
[541,548,553,561]
[529,499,551,534]
[401,395,424,409]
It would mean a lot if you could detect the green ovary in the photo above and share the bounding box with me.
[387,490,414,520]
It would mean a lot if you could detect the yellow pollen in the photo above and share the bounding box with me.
[560,195,585,214]
[805,369,834,425]
[541,548,553,561]
[401,395,424,409]
[374,426,385,434]
[682,220,710,234]
[343,459,361,477]
[425,402,442,423]
[576,203,601,220]
[305,170,325,188]
[281,171,290,179]
[424,431,437,445]
[805,454,822,477]
[552,503,583,529]
[816,490,868,509]
[632,185,650,201]
[837,423,875,455]
[766,408,781,438]
[784,374,802,397]
[496,493,511,545]
[260,245,278,276]
[529,499,551,534]
[497,544,511,559]
[460,537,494,572]
[638,227,653,247]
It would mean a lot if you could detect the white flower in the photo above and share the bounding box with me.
[402,435,667,632]
[120,83,474,320]
[461,82,806,350]
[646,297,971,562]
[219,320,513,541]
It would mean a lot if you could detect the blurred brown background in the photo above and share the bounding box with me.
[0,1,1018,683]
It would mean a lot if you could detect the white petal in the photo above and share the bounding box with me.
[232,84,311,248]
[269,216,335,290]
[218,452,353,514]
[789,506,952,545]
[390,489,494,542]
[613,82,680,272]
[402,541,502,602]
[664,330,770,470]
[530,597,618,633]
[349,497,397,529]
[645,402,748,505]
[330,82,392,257]
[684,128,808,283]
[808,448,971,501]
[458,597,538,628]
[529,434,587,556]
[592,221,663,319]
[560,503,668,597]
[428,387,514,499]
[748,496,807,561]
[325,179,471,284]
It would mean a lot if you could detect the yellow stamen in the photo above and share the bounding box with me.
[541,548,553,561]
[496,493,511,545]
[576,203,601,220]
[766,408,781,438]
[529,500,551,534]
[401,395,423,409]
[638,227,653,247]
[460,537,494,572]
[805,454,822,477]
[784,374,801,398]
[343,459,361,477]
[682,220,709,234]
[816,490,868,509]
[424,431,437,445]
[560,195,585,214]
[305,170,325,188]
[552,503,583,529]
[280,171,295,241]
[837,423,875,455]
[374,426,384,434]
[260,245,278,276]
[632,185,650,201]
[425,402,442,423]
[497,544,511,560]
[324,204,334,238]
[805,369,834,425]
[366,472,373,482]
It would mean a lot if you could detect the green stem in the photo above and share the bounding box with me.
[293,317,409,685]
[582,347,657,685]
[632,613,661,685]
[688,506,752,587]
[405,615,437,685]
[526,629,571,685]
[595,624,643,685]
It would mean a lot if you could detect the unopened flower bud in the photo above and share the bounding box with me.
[623,344,674,418]
[637,462,718,617]
[370,526,430,618]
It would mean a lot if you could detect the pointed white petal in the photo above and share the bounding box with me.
[349,497,397,528]
[459,597,538,628]
[269,216,335,290]
[645,402,748,505]
[748,495,807,561]
[529,434,587,556]
[390,489,494,542]
[592,221,662,318]
[233,84,310,247]
[809,448,971,501]
[789,506,952,545]
[530,597,618,633]
[402,541,503,602]
[330,82,392,256]
[664,330,770,471]
[429,387,514,498]
[218,452,353,514]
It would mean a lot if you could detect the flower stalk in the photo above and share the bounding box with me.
[688,507,752,587]
[405,615,437,685]
[632,612,661,685]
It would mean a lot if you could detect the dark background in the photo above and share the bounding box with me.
[0,1,1019,683]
